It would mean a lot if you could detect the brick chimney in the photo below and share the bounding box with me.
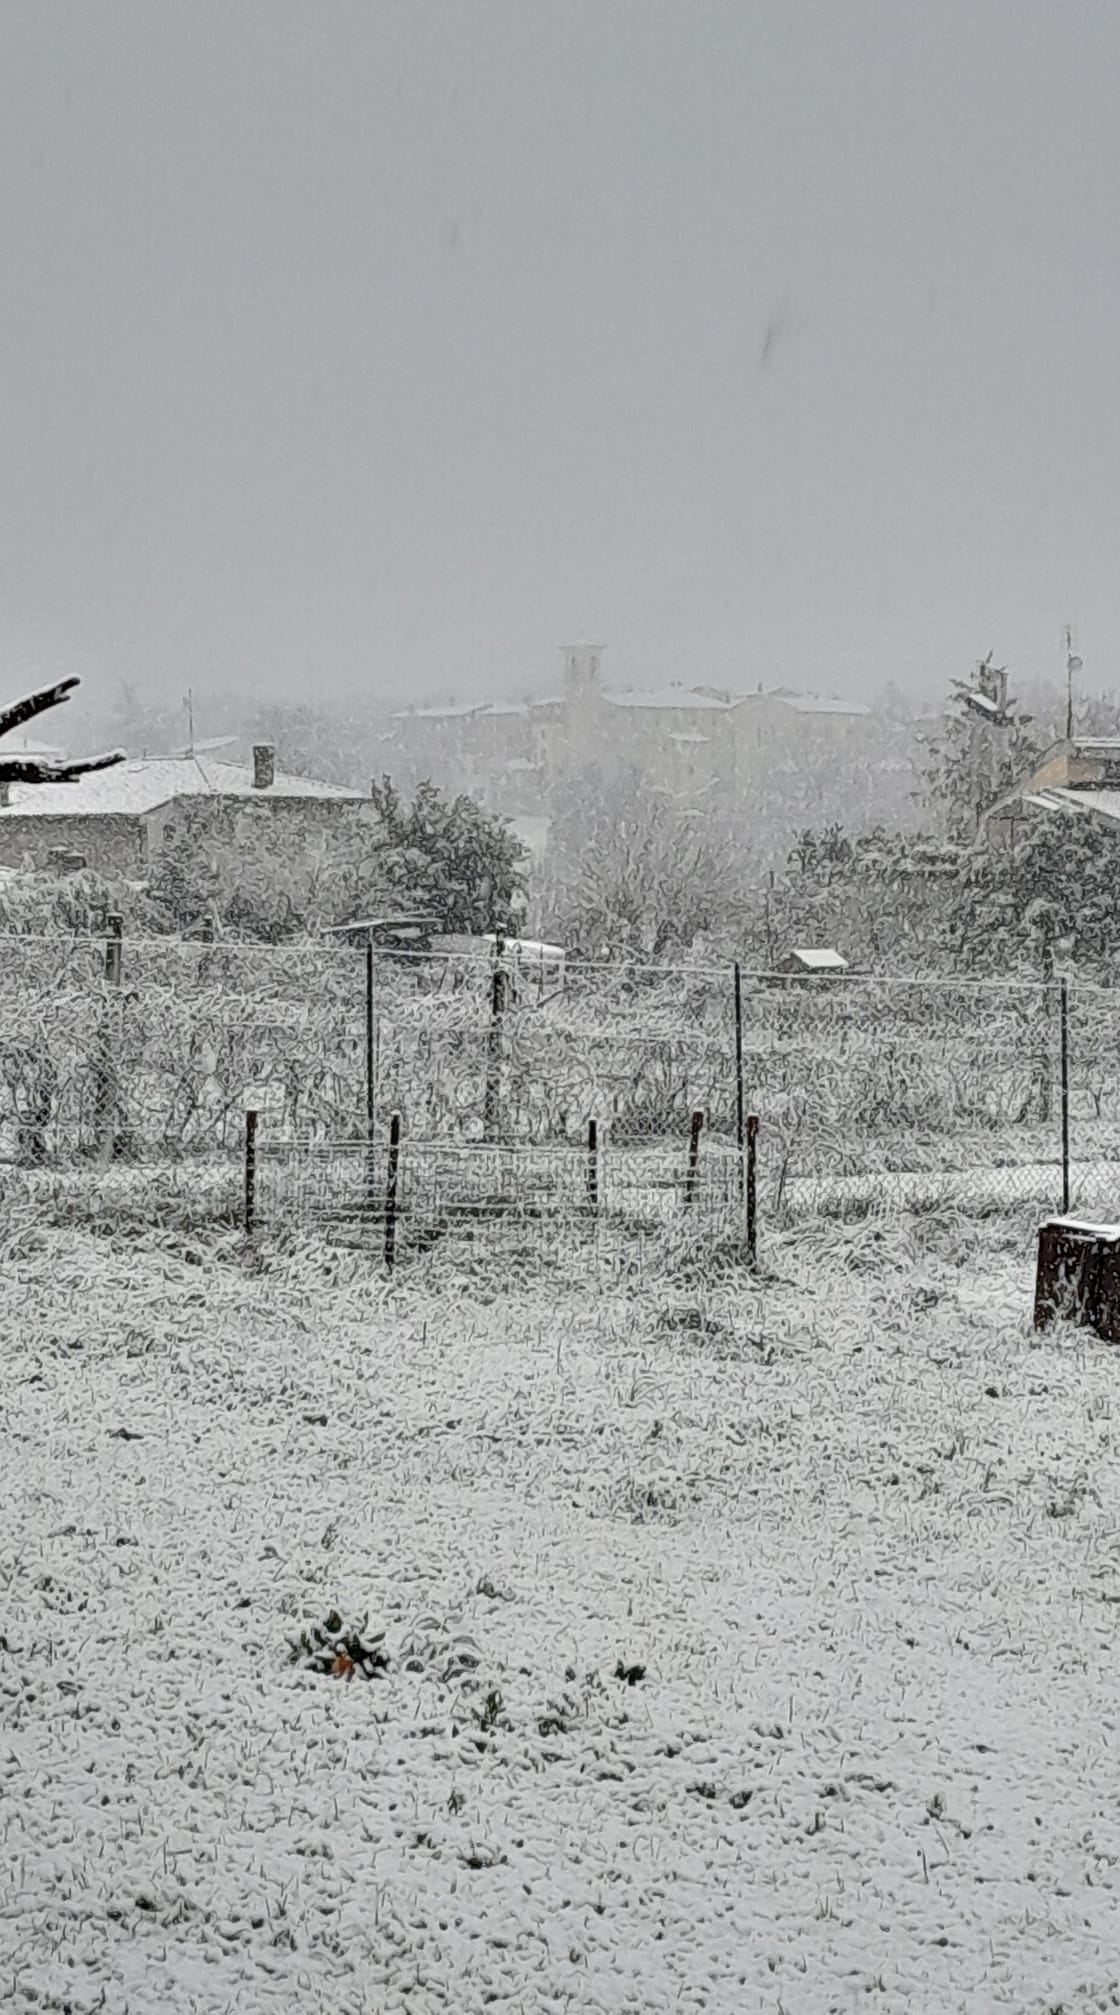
[252,743,275,790]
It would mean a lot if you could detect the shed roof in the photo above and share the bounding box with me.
[784,947,849,971]
[0,756,364,819]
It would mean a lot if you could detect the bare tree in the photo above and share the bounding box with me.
[542,765,747,960]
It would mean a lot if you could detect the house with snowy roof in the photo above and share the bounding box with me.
[0,742,369,876]
[983,735,1120,848]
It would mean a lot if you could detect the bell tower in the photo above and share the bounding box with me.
[560,642,603,699]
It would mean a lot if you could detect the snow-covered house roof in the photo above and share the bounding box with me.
[0,756,364,820]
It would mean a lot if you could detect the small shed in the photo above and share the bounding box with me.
[780,947,849,977]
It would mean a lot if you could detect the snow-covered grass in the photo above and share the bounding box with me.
[2,1211,1120,2013]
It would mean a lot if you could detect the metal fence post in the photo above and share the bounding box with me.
[365,942,377,1212]
[105,913,123,988]
[1037,941,1054,1124]
[483,933,506,1143]
[586,1116,599,1215]
[244,1108,258,1235]
[684,1108,704,1209]
[1060,976,1070,1214]
[746,1112,759,1265]
[384,1111,402,1272]
[733,961,745,1204]
[95,912,124,1166]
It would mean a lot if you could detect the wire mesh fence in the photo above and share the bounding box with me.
[0,928,1117,1260]
[251,1126,747,1273]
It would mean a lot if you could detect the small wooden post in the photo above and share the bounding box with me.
[244,1108,258,1235]
[586,1117,599,1215]
[384,1111,402,1273]
[746,1112,759,1266]
[684,1108,704,1209]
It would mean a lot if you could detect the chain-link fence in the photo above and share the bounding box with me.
[0,930,1117,1258]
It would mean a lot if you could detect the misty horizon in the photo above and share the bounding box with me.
[5,1,1120,722]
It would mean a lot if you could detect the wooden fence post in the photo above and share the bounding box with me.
[384,1111,402,1272]
[244,1108,258,1235]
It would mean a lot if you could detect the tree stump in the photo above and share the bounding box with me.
[1035,1217,1120,1343]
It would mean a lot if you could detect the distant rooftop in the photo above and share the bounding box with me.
[1,733,66,758]
[1026,785,1120,827]
[780,694,870,718]
[391,701,487,722]
[0,755,364,819]
[393,681,872,722]
[602,688,728,712]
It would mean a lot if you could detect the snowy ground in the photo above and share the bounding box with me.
[2,1212,1120,2013]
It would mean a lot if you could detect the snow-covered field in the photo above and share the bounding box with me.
[3,1211,1120,2013]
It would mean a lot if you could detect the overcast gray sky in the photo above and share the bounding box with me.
[2,0,1119,716]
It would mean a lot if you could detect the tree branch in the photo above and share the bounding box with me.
[0,749,127,785]
[0,677,82,744]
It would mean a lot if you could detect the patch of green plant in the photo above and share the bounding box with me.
[289,1610,390,1680]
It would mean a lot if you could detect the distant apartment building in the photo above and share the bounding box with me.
[384,646,879,833]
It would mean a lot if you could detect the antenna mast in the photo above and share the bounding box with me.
[1064,629,1082,744]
